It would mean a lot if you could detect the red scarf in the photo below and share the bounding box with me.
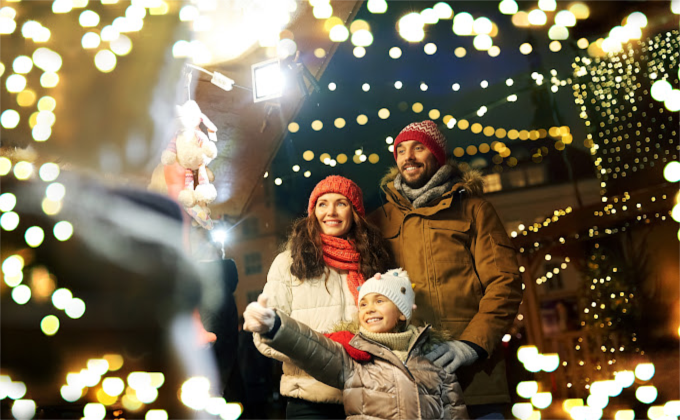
[320,234,365,305]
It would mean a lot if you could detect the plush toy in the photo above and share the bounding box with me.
[161,100,218,230]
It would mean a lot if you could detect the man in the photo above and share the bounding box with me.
[369,120,523,419]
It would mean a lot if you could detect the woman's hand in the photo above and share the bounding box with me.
[243,294,276,334]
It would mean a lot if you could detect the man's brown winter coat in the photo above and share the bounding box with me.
[368,164,523,405]
[259,311,469,419]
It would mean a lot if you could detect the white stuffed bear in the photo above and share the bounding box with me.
[162,100,218,209]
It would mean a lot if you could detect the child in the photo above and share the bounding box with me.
[244,269,468,420]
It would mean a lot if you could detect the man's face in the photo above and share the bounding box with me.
[396,140,440,189]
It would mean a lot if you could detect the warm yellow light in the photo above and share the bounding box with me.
[53,221,74,241]
[488,46,500,57]
[111,34,132,56]
[517,345,538,363]
[149,1,169,15]
[40,72,59,88]
[148,372,165,388]
[411,103,423,113]
[311,120,323,131]
[528,9,547,25]
[1,109,20,129]
[512,11,530,27]
[122,393,143,411]
[562,398,583,414]
[17,89,36,107]
[1,212,20,232]
[423,43,437,55]
[511,403,534,420]
[636,386,658,404]
[428,109,440,120]
[334,118,346,128]
[84,402,106,419]
[41,314,60,335]
[378,108,390,119]
[6,74,26,93]
[635,363,655,381]
[454,47,466,58]
[519,43,533,55]
[368,154,379,164]
[104,354,124,371]
[457,119,469,130]
[329,25,349,42]
[65,297,86,319]
[146,409,168,420]
[94,50,117,73]
[356,114,368,125]
[13,161,33,180]
[453,147,464,158]
[569,3,589,19]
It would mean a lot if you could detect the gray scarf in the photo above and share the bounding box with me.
[394,164,459,208]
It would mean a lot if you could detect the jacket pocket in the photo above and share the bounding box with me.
[490,233,520,274]
[427,220,471,264]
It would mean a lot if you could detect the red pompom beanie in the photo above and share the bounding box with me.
[393,120,447,166]
[308,175,365,217]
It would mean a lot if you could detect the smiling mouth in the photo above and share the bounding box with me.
[402,165,421,173]
[365,317,383,324]
[324,221,342,226]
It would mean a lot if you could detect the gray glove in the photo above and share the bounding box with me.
[426,340,478,374]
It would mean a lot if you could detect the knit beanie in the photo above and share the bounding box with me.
[358,268,416,321]
[393,120,447,166]
[308,175,365,216]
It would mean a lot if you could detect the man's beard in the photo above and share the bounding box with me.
[400,165,434,189]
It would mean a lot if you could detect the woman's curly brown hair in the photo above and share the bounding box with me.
[286,206,392,281]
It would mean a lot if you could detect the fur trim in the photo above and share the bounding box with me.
[328,319,450,354]
[380,159,484,196]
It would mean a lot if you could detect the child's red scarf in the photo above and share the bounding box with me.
[320,234,365,305]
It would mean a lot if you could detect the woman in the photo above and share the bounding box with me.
[254,175,391,419]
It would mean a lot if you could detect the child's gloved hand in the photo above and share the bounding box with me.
[243,294,276,334]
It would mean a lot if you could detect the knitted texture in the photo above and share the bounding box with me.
[393,120,447,166]
[321,234,365,305]
[360,325,419,362]
[358,268,415,321]
[323,330,372,361]
[308,175,365,216]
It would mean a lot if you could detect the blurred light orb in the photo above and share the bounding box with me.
[52,288,73,310]
[665,89,680,112]
[17,90,36,108]
[148,372,165,388]
[555,10,576,27]
[111,34,133,56]
[0,157,11,175]
[1,212,20,231]
[1,109,20,129]
[614,370,635,388]
[0,17,16,35]
[635,363,655,381]
[636,386,658,404]
[454,47,467,57]
[0,193,16,212]
[398,12,425,42]
[421,8,438,25]
[94,50,117,73]
[452,12,473,35]
[39,163,60,182]
[528,10,547,25]
[424,43,437,55]
[60,385,82,403]
[473,34,492,51]
[14,161,34,180]
[549,25,569,40]
[13,56,33,74]
[362,83,370,92]
[6,74,26,93]
[180,377,211,410]
[41,315,60,335]
[473,17,492,35]
[570,3,590,19]
[84,403,106,420]
[54,221,74,241]
[433,2,453,19]
[587,393,609,409]
[79,10,100,27]
[52,0,73,13]
[25,226,45,248]
[21,21,42,39]
[420,83,428,91]
[0,6,17,19]
[33,48,62,72]
[100,26,119,42]
[65,297,86,319]
[389,47,402,59]
[627,11,647,27]
[179,5,199,21]
[11,399,35,420]
[329,25,349,42]
[452,83,460,91]
[327,82,336,91]
[32,125,52,142]
[538,0,556,11]
[313,48,325,58]
[577,37,590,49]
[394,81,402,89]
[356,114,368,125]
[519,43,533,54]
[663,161,680,182]
[517,345,538,363]
[46,182,66,201]
[367,0,387,14]
[516,381,538,399]
[311,120,323,131]
[488,46,501,57]
[313,4,332,19]
[274,178,282,186]
[37,110,55,127]
[146,409,169,420]
[304,171,311,178]
[11,285,31,305]
[351,29,373,47]
[353,46,366,58]
[82,32,101,49]
[136,387,158,404]
[378,108,390,119]
[549,41,562,52]
[511,403,533,420]
[531,392,552,409]
[40,72,59,88]
[499,0,518,15]
[333,118,345,129]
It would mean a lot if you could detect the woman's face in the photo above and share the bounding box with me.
[314,193,353,237]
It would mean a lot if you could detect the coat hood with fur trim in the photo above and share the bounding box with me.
[379,159,485,197]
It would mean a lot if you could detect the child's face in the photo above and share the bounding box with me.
[359,293,406,333]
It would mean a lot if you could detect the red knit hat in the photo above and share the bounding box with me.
[393,120,447,166]
[308,175,365,216]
